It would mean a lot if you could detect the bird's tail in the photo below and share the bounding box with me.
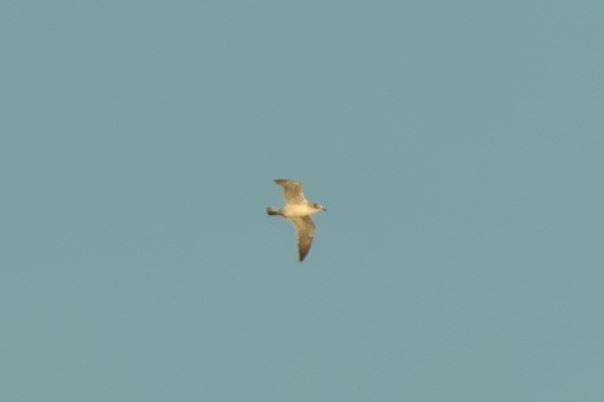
[266,207,280,216]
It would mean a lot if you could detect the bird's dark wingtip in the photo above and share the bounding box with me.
[298,248,309,262]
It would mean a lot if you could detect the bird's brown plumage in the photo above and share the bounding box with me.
[274,179,306,204]
[290,215,315,261]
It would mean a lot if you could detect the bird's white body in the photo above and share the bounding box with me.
[280,203,323,217]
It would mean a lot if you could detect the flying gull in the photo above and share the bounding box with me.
[267,179,326,262]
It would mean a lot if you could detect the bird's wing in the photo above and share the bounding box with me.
[274,179,306,204]
[290,216,315,262]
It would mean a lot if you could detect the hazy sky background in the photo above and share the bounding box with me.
[1,1,603,401]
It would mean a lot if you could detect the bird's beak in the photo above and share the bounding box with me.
[321,206,327,211]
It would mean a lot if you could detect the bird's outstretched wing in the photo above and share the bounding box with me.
[274,179,306,204]
[290,215,315,262]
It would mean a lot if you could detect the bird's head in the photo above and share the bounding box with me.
[313,203,327,212]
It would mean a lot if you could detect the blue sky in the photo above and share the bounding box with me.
[1,1,603,401]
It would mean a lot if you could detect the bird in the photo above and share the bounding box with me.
[267,179,326,262]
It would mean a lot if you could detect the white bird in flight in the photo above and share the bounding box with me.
[267,179,326,262]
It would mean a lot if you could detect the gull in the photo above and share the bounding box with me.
[267,179,326,262]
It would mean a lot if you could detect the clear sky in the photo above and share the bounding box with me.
[1,1,603,401]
